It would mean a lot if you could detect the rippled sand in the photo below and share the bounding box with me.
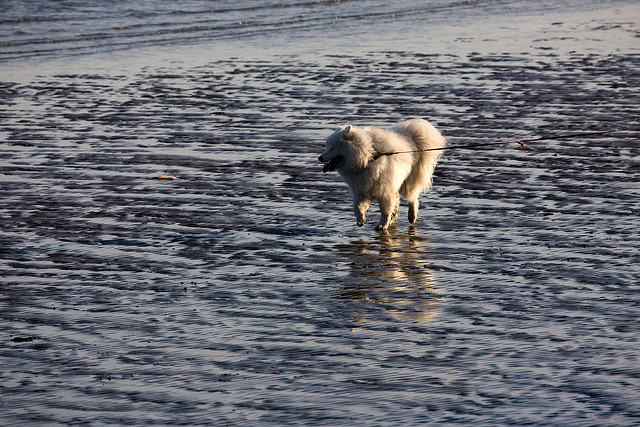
[2,1,639,425]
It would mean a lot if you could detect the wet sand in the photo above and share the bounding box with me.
[2,1,640,425]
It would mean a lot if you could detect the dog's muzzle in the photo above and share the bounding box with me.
[319,155,344,173]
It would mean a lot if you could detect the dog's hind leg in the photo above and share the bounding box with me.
[408,199,419,224]
[354,197,371,227]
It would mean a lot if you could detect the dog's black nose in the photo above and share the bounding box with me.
[318,155,324,162]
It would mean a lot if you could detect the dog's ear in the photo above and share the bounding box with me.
[342,124,353,139]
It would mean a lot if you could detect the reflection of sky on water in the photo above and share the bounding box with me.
[335,226,444,324]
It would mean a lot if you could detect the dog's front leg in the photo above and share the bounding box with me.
[376,194,399,230]
[354,197,371,227]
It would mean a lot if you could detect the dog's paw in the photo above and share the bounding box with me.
[408,206,418,224]
[357,220,365,227]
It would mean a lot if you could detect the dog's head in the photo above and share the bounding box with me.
[318,124,351,173]
[319,124,369,173]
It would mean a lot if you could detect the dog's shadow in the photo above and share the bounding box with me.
[333,226,444,324]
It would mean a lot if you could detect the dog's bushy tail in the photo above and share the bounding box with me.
[394,119,446,198]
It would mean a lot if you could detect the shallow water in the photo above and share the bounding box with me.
[2,0,640,425]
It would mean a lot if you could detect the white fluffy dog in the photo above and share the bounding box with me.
[318,119,445,230]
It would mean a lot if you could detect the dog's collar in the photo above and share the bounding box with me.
[372,151,395,161]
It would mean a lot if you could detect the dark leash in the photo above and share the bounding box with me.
[372,127,640,160]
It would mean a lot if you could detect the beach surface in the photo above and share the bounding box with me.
[2,0,640,424]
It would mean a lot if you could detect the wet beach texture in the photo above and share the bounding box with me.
[2,0,640,425]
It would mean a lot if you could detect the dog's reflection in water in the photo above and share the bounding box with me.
[334,226,444,324]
